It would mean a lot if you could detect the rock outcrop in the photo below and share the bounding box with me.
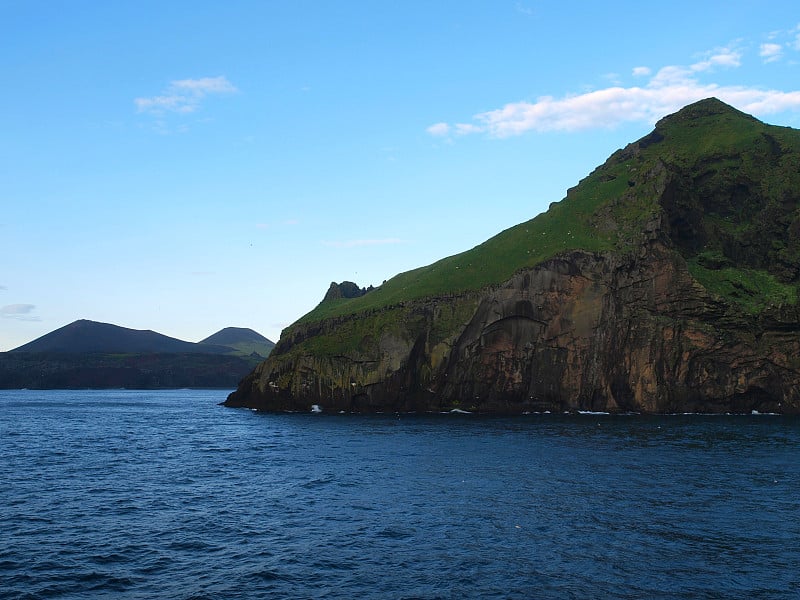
[226,99,800,414]
[322,281,373,301]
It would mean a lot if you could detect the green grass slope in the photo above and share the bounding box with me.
[299,98,800,326]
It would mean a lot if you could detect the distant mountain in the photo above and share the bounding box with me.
[200,327,275,358]
[2,320,274,389]
[10,320,232,354]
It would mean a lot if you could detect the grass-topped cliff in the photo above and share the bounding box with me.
[301,98,800,325]
[228,99,800,415]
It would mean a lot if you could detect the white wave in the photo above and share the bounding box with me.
[449,408,472,414]
[311,404,322,413]
[577,410,610,415]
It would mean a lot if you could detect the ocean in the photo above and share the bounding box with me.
[1,389,798,599]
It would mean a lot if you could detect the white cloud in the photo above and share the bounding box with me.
[135,76,238,115]
[427,45,800,138]
[171,77,237,95]
[632,66,651,77]
[1,304,40,321]
[760,43,783,63]
[426,122,450,136]
[322,238,404,248]
[455,123,482,135]
[690,48,741,72]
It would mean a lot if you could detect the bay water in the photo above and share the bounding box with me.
[1,389,798,599]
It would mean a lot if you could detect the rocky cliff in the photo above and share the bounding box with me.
[226,99,800,414]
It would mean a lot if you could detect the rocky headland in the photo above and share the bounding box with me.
[226,99,800,414]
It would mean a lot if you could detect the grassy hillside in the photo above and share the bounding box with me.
[299,98,800,325]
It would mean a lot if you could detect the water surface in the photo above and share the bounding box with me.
[1,389,798,598]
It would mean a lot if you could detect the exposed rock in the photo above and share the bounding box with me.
[323,281,373,301]
[228,242,800,414]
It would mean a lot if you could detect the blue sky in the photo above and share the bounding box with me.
[3,1,800,350]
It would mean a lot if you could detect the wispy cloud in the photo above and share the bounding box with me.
[794,27,800,51]
[515,3,534,17]
[689,47,742,71]
[428,44,800,139]
[322,238,404,248]
[760,43,783,63]
[1,304,40,321]
[426,122,450,136]
[135,76,238,116]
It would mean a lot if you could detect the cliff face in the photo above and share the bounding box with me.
[226,99,800,414]
[437,244,800,414]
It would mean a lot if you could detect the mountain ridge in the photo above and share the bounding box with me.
[2,321,275,389]
[12,320,274,356]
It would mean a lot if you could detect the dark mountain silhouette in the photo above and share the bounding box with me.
[11,320,232,354]
[2,320,273,389]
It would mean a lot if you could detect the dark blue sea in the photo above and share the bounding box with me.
[1,390,798,599]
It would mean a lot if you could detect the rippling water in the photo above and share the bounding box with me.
[1,389,798,599]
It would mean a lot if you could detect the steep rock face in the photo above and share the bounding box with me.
[228,240,800,414]
[226,99,800,414]
[437,244,799,414]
